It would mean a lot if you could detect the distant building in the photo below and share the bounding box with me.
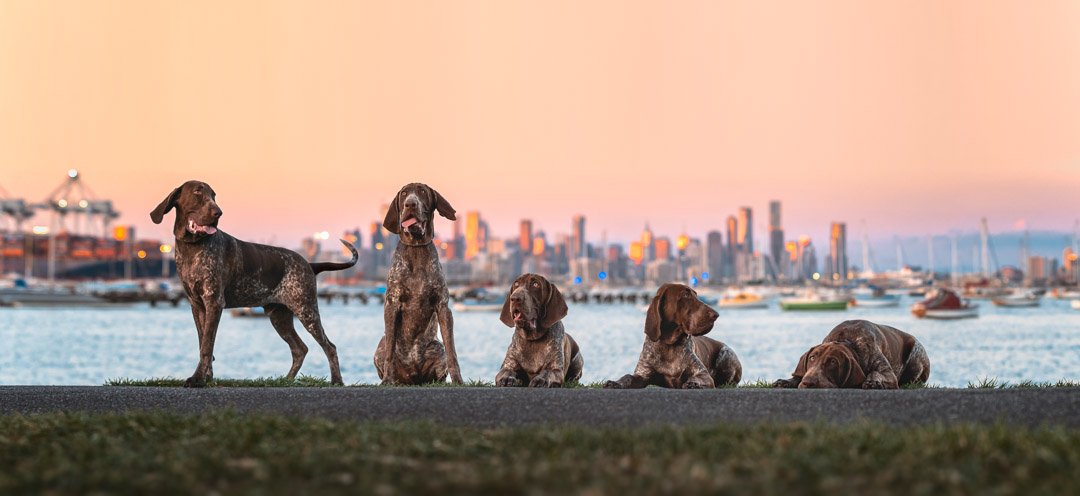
[705,230,724,283]
[655,237,672,261]
[465,211,487,261]
[571,215,586,260]
[737,207,753,254]
[829,222,848,282]
[519,219,532,253]
[725,215,738,281]
[768,201,785,278]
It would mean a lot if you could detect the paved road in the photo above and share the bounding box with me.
[1,386,1078,427]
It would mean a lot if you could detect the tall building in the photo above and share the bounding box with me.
[737,207,753,254]
[519,219,533,253]
[829,222,848,282]
[640,224,655,262]
[464,212,485,261]
[725,215,738,280]
[571,215,586,260]
[706,230,724,282]
[655,237,672,261]
[768,201,784,273]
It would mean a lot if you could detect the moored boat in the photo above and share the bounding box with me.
[780,292,849,311]
[452,301,504,312]
[912,288,978,319]
[991,292,1041,308]
[852,287,900,308]
[717,292,769,309]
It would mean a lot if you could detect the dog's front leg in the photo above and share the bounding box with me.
[436,302,463,384]
[380,303,400,385]
[186,298,223,388]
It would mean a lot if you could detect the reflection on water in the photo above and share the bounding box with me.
[1,296,1078,387]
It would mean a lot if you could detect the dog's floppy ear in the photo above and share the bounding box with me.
[792,345,817,379]
[839,348,867,388]
[499,280,519,328]
[539,279,568,329]
[644,288,667,342]
[150,186,182,224]
[382,192,402,235]
[431,187,456,221]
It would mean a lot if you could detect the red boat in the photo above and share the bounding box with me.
[911,288,979,319]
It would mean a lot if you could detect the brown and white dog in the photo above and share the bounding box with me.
[150,180,356,387]
[496,274,584,388]
[773,319,930,389]
[375,182,463,385]
[605,283,741,389]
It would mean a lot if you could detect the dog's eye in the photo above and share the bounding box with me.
[193,189,202,196]
[809,355,815,361]
[531,281,539,288]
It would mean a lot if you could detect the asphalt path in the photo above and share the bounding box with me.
[1,386,1078,428]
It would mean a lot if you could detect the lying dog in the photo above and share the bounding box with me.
[150,180,356,387]
[773,319,930,389]
[496,274,583,388]
[604,283,741,389]
[375,182,463,385]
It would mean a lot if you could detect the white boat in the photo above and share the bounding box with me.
[912,288,979,319]
[717,293,769,309]
[852,288,901,308]
[0,279,113,307]
[991,293,1041,308]
[452,301,503,312]
[1050,289,1080,301]
[779,291,850,311]
[1071,300,1080,310]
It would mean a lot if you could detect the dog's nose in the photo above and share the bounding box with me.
[211,207,223,219]
[510,293,523,303]
[798,379,819,389]
[707,309,718,320]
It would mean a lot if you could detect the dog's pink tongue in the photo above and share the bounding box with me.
[204,226,217,235]
[402,218,418,228]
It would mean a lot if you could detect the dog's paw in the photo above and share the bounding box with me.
[529,376,557,388]
[602,380,623,389]
[496,376,520,388]
[862,379,885,390]
[183,376,207,388]
[684,381,705,390]
[773,379,796,389]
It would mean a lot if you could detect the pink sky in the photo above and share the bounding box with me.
[1,1,1078,247]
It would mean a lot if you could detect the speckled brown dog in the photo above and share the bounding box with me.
[150,180,356,387]
[773,319,930,389]
[604,283,741,389]
[495,273,583,388]
[375,182,463,385]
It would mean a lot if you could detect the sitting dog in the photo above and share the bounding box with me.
[375,182,463,385]
[150,180,356,387]
[604,283,741,389]
[496,274,583,388]
[773,319,930,389]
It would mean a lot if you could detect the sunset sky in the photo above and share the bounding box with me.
[1,1,1078,248]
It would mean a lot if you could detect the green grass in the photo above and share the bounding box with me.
[105,375,337,388]
[106,375,1080,389]
[1,411,1078,495]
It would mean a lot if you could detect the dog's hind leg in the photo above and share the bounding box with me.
[294,306,343,385]
[266,304,308,379]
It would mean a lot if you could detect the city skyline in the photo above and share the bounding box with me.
[2,2,1079,249]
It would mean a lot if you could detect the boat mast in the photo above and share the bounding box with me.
[927,235,935,280]
[980,218,991,277]
[951,235,959,287]
[861,221,872,276]
[895,236,905,271]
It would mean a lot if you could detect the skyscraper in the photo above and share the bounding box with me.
[571,215,586,260]
[768,201,784,273]
[725,215,738,280]
[465,211,484,261]
[519,219,533,253]
[737,207,753,254]
[706,230,723,281]
[829,222,848,282]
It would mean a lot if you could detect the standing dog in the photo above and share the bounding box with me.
[375,182,463,385]
[496,274,583,388]
[773,319,930,389]
[605,283,741,389]
[150,180,355,387]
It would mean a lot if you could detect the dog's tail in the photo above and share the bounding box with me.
[310,239,359,275]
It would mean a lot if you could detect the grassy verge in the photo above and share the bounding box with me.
[1,411,1077,495]
[106,376,1080,389]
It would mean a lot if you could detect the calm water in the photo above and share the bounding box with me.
[1,296,1078,387]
